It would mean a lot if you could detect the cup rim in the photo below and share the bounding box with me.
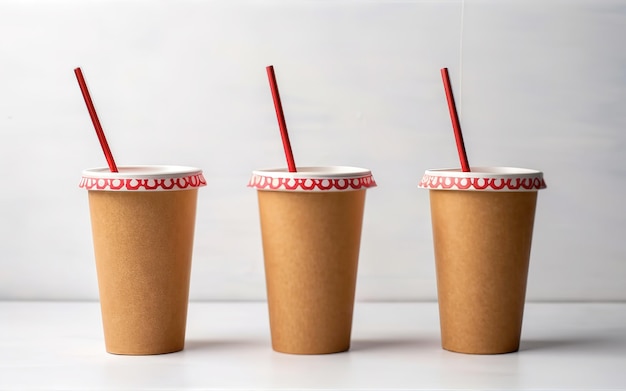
[424,166,542,177]
[82,165,203,179]
[80,165,206,191]
[249,166,376,192]
[252,166,372,178]
[419,166,546,191]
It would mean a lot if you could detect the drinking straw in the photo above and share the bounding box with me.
[440,67,470,172]
[74,67,118,173]
[266,65,297,172]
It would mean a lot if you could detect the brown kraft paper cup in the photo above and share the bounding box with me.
[419,167,547,354]
[248,166,376,354]
[80,166,206,355]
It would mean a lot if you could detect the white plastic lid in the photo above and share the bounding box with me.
[79,165,206,191]
[418,167,546,191]
[248,166,376,192]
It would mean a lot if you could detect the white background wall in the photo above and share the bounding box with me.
[1,0,624,302]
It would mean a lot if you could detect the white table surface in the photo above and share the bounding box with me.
[1,301,625,390]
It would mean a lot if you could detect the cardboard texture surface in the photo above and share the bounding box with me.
[257,190,366,354]
[88,189,198,355]
[430,190,538,354]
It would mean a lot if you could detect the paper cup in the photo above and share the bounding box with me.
[80,166,206,355]
[419,167,546,354]
[249,166,376,354]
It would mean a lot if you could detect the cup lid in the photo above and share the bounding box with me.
[79,165,206,191]
[418,167,546,191]
[248,166,376,192]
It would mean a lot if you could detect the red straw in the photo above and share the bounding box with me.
[266,65,297,172]
[440,67,470,172]
[74,67,118,173]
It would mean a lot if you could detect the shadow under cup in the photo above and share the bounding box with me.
[419,167,547,354]
[249,166,377,354]
[80,166,206,355]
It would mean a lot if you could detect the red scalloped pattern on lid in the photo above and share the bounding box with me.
[79,173,207,191]
[419,174,546,191]
[248,173,377,191]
